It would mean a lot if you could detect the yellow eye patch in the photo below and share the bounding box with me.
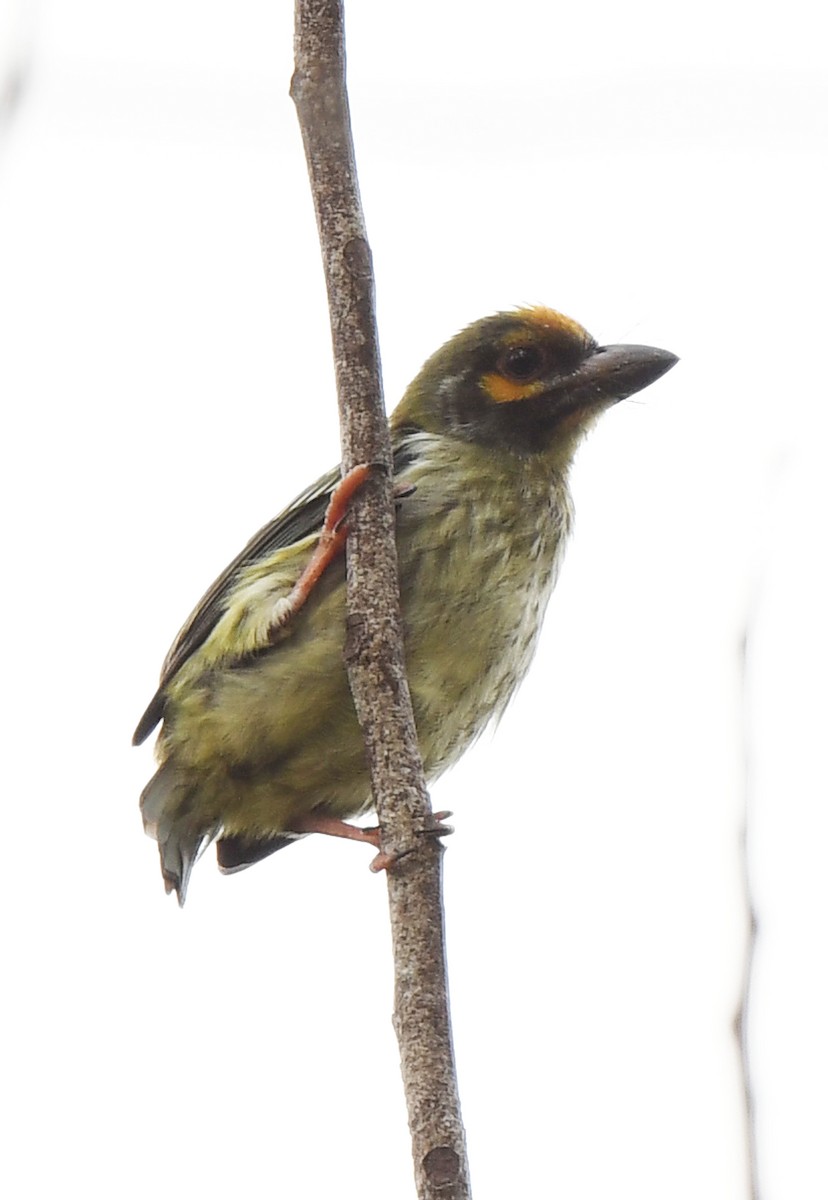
[480,373,546,404]
[478,308,593,404]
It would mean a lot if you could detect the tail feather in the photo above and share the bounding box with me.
[216,832,300,874]
[140,764,219,906]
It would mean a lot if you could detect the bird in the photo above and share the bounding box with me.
[134,306,677,904]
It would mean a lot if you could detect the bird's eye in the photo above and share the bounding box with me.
[498,344,544,382]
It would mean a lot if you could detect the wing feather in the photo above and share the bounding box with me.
[133,437,423,747]
[133,464,340,744]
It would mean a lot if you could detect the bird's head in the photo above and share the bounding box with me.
[393,306,677,466]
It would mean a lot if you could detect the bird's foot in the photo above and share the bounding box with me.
[270,467,415,631]
[271,462,379,631]
[368,810,455,873]
[287,810,454,872]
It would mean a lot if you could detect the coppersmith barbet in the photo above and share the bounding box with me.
[134,306,677,903]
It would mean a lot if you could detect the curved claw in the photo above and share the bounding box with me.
[369,811,456,872]
[369,849,402,873]
[417,809,454,838]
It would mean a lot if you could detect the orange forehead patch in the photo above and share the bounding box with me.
[514,305,590,342]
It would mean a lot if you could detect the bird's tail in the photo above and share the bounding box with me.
[140,764,218,906]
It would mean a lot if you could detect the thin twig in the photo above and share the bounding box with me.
[290,4,472,1197]
[737,628,761,1200]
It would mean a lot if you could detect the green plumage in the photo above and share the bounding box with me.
[135,307,677,902]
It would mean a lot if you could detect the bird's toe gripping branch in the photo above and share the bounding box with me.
[270,462,377,630]
[284,810,454,872]
[369,810,455,873]
[270,464,417,631]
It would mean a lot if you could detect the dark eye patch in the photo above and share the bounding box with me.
[498,344,545,382]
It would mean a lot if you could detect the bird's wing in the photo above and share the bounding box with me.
[133,464,340,745]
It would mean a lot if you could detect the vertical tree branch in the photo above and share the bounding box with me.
[737,629,761,1200]
[291,4,471,1197]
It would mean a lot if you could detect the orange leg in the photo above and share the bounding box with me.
[289,810,454,873]
[271,463,374,630]
[289,813,382,846]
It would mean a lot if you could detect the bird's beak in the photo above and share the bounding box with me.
[563,343,679,409]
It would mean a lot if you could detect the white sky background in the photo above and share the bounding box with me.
[1,1,826,1197]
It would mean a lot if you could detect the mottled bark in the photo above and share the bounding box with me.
[291,4,471,1198]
